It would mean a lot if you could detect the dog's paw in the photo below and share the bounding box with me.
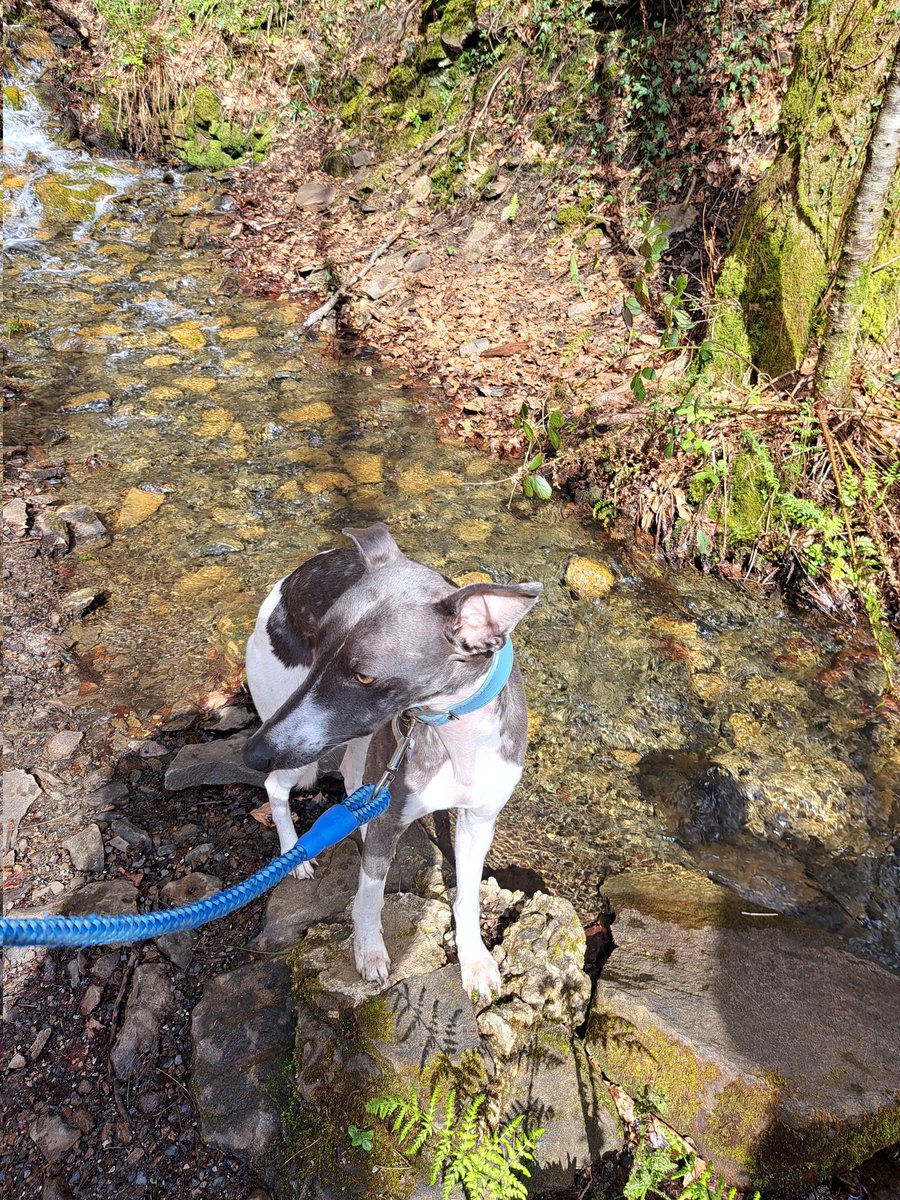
[354,937,391,986]
[460,954,502,1004]
[288,857,316,881]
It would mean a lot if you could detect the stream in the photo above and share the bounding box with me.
[5,53,899,974]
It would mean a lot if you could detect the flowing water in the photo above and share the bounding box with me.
[4,50,899,971]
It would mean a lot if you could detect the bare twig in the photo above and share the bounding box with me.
[301,227,406,331]
[467,64,512,168]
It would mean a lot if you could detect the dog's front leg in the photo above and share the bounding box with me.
[352,810,405,985]
[453,807,502,1002]
[265,766,318,879]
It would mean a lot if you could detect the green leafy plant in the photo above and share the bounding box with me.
[366,1082,544,1200]
[513,401,570,501]
[624,1113,761,1200]
[347,1124,373,1151]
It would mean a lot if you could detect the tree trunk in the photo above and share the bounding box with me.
[712,0,900,381]
[814,49,900,409]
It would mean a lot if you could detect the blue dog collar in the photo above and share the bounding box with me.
[407,637,515,726]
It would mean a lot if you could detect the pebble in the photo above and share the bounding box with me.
[45,730,84,761]
[29,1114,81,1162]
[116,487,165,530]
[79,985,103,1016]
[29,1026,53,1060]
[62,824,105,873]
[8,1052,26,1070]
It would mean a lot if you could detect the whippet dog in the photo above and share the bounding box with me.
[242,523,541,1000]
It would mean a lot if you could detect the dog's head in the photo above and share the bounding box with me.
[243,523,542,772]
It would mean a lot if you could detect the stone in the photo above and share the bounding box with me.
[253,839,361,951]
[492,892,592,1026]
[377,964,486,1076]
[586,867,900,1190]
[564,556,615,600]
[56,503,109,545]
[205,705,252,732]
[116,487,164,530]
[161,872,222,906]
[60,879,138,919]
[293,893,452,1009]
[79,984,103,1016]
[359,275,399,301]
[568,300,593,319]
[3,497,28,536]
[165,733,267,791]
[111,963,174,1081]
[657,202,698,235]
[29,1114,81,1162]
[30,1026,53,1060]
[59,390,113,413]
[8,1052,26,1070]
[294,182,336,210]
[506,1031,621,1191]
[110,817,153,852]
[61,587,101,617]
[33,509,69,553]
[404,250,432,273]
[63,824,105,873]
[157,929,195,970]
[459,337,490,358]
[409,175,432,202]
[351,150,375,169]
[192,958,295,1158]
[45,730,84,761]
[3,769,42,853]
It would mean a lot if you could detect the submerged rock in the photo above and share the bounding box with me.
[565,555,615,599]
[586,866,900,1190]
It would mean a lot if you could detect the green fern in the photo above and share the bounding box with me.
[366,1083,543,1200]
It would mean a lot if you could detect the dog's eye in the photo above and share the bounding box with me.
[354,672,376,686]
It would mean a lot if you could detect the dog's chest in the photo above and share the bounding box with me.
[402,723,522,819]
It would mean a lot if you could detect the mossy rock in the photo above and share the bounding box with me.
[3,84,25,110]
[556,197,593,230]
[192,85,222,128]
[322,146,352,177]
[208,118,249,156]
[178,133,233,172]
[439,0,477,51]
[34,176,116,224]
[386,63,419,100]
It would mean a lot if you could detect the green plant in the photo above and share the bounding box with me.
[366,1082,544,1200]
[623,1114,761,1200]
[513,400,569,501]
[347,1123,373,1151]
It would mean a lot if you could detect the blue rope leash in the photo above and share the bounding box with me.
[0,784,389,949]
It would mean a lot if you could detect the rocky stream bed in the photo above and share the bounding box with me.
[3,24,900,1200]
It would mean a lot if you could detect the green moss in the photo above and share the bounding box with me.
[586,1001,720,1128]
[387,63,419,100]
[33,176,116,224]
[178,133,232,172]
[708,452,769,544]
[192,85,222,127]
[3,84,25,109]
[555,197,593,230]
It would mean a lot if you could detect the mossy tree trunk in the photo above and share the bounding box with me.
[712,0,900,380]
[815,48,900,409]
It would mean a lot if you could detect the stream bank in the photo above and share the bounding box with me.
[3,18,900,1200]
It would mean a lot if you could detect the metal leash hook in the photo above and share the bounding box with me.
[372,712,418,800]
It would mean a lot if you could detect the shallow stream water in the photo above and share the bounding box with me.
[5,57,899,971]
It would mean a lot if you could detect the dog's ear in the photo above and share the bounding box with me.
[437,582,543,654]
[342,523,401,570]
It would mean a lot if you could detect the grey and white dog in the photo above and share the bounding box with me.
[242,523,541,1000]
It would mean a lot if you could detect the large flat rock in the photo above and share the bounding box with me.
[586,866,900,1191]
[164,733,267,790]
[192,958,295,1160]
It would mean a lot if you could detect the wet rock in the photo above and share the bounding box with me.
[116,486,165,530]
[29,1113,81,1162]
[586,866,900,1189]
[192,958,295,1158]
[45,730,84,761]
[194,540,244,556]
[165,733,266,790]
[162,872,222,906]
[3,769,42,853]
[294,182,336,210]
[56,503,110,545]
[564,555,615,599]
[3,497,28,536]
[63,824,105,873]
[60,879,138,919]
[59,390,113,413]
[111,963,174,1081]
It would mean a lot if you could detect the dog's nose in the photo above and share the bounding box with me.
[243,732,273,773]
